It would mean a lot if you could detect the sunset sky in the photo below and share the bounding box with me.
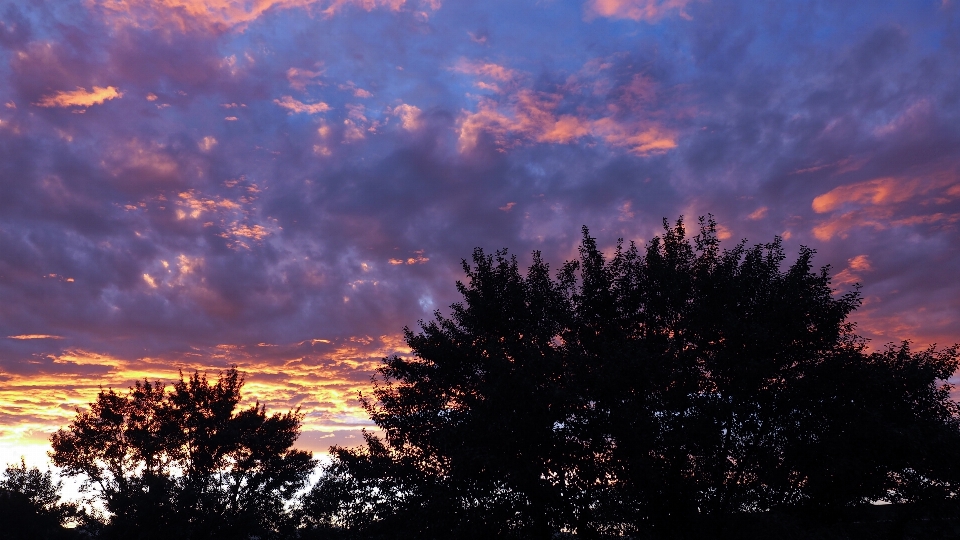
[1,0,959,468]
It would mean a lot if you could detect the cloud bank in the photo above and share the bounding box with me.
[1,0,958,466]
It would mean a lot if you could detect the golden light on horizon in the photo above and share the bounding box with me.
[0,334,410,468]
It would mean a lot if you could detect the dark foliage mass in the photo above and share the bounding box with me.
[300,219,960,539]
[0,459,93,539]
[48,368,315,539]
[13,219,960,538]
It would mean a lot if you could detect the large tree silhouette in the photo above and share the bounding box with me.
[302,218,960,539]
[50,368,315,539]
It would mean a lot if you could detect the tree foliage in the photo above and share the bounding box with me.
[302,218,960,539]
[50,368,315,539]
[0,459,88,539]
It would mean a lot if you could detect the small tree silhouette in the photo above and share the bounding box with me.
[0,458,86,539]
[50,367,315,539]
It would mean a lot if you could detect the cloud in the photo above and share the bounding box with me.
[812,177,924,214]
[2,0,960,472]
[199,136,218,151]
[338,81,374,98]
[833,254,872,285]
[320,0,443,18]
[453,59,518,83]
[0,335,407,465]
[390,103,422,130]
[35,86,122,108]
[274,96,331,114]
[458,89,676,155]
[451,55,681,155]
[287,67,324,91]
[585,0,694,21]
[811,173,960,240]
[87,0,441,30]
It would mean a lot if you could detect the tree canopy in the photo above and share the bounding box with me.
[24,218,960,539]
[0,458,88,539]
[50,368,315,540]
[302,218,960,539]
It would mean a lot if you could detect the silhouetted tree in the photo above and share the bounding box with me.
[50,368,315,539]
[302,218,960,539]
[0,459,88,539]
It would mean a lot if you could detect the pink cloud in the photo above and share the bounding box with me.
[585,0,695,21]
[453,59,518,83]
[390,103,422,130]
[87,0,441,31]
[287,67,324,91]
[274,95,331,114]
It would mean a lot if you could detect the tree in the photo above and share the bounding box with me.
[303,248,574,540]
[50,368,316,539]
[302,218,960,539]
[0,459,87,539]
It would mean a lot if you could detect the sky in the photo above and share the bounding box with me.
[1,0,959,468]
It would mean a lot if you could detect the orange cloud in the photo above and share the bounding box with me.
[458,89,676,155]
[36,86,122,108]
[454,56,678,155]
[586,0,694,21]
[388,250,429,265]
[811,173,960,240]
[171,189,277,250]
[812,177,922,214]
[222,224,270,244]
[591,117,677,154]
[848,254,872,272]
[833,254,872,285]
